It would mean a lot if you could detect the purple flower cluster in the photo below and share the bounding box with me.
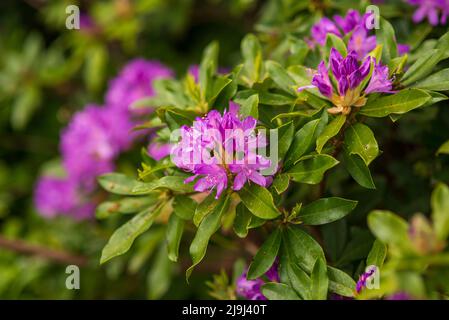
[172,103,272,199]
[408,0,449,25]
[299,48,393,115]
[34,59,173,219]
[236,262,280,300]
[309,10,409,59]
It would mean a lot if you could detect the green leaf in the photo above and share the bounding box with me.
[316,115,346,153]
[327,266,355,297]
[343,150,376,189]
[284,119,322,168]
[172,195,197,221]
[283,226,325,273]
[193,193,219,226]
[367,210,410,247]
[186,194,230,280]
[311,258,328,300]
[238,184,281,219]
[98,173,142,195]
[402,49,446,86]
[277,121,295,160]
[11,86,41,130]
[298,197,357,225]
[272,173,290,194]
[437,140,449,155]
[266,60,297,95]
[287,263,311,299]
[247,229,282,280]
[164,109,196,131]
[413,68,449,91]
[240,94,259,118]
[96,194,160,219]
[147,244,173,299]
[131,176,194,195]
[431,183,449,240]
[199,41,219,94]
[287,154,339,184]
[325,34,347,58]
[100,202,165,264]
[366,239,387,268]
[360,89,431,118]
[376,18,398,63]
[240,34,263,87]
[261,283,300,300]
[344,123,379,165]
[233,203,253,238]
[166,213,184,262]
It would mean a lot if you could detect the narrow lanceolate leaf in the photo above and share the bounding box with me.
[241,34,263,86]
[272,173,290,194]
[316,115,346,153]
[437,140,449,155]
[413,68,449,91]
[100,202,165,264]
[283,226,325,273]
[344,123,379,165]
[98,173,146,195]
[325,34,347,58]
[131,176,194,195]
[266,60,297,95]
[240,94,259,118]
[402,49,446,86]
[359,89,431,118]
[233,203,253,238]
[238,184,281,219]
[277,121,295,160]
[343,149,376,189]
[247,229,282,280]
[172,195,197,221]
[287,263,311,300]
[284,119,321,168]
[287,155,339,184]
[186,194,230,280]
[193,193,221,226]
[366,239,387,268]
[96,194,160,219]
[431,183,449,240]
[261,283,300,300]
[166,213,184,262]
[311,258,329,300]
[367,210,409,247]
[327,266,356,298]
[376,18,398,63]
[298,197,357,225]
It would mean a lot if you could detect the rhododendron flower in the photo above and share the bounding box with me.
[172,104,272,198]
[236,262,280,300]
[106,59,173,115]
[299,48,393,115]
[34,177,94,220]
[408,0,449,25]
[148,141,172,161]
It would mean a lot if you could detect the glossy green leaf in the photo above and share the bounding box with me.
[316,115,346,153]
[233,203,253,238]
[96,194,160,219]
[344,123,379,165]
[286,155,339,184]
[437,140,449,155]
[402,49,446,86]
[186,194,230,280]
[311,258,329,300]
[325,33,347,58]
[277,121,295,160]
[366,239,387,268]
[199,41,218,94]
[431,183,449,240]
[240,34,263,87]
[298,197,357,225]
[266,60,297,95]
[368,210,410,247]
[413,68,449,91]
[193,193,220,226]
[172,195,197,221]
[287,263,311,299]
[100,202,165,264]
[247,229,282,279]
[284,119,321,168]
[272,173,290,194]
[261,283,300,300]
[166,214,184,262]
[240,94,259,118]
[327,266,355,297]
[131,176,194,195]
[343,149,376,189]
[376,18,398,63]
[360,89,431,118]
[238,184,281,219]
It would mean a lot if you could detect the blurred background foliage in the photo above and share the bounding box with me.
[0,0,449,299]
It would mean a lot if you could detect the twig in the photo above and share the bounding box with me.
[0,235,88,266]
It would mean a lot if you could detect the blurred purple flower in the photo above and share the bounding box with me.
[148,141,172,161]
[364,60,394,94]
[386,292,412,300]
[311,17,341,46]
[398,43,411,55]
[106,59,173,115]
[356,266,377,294]
[408,0,449,25]
[236,261,280,300]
